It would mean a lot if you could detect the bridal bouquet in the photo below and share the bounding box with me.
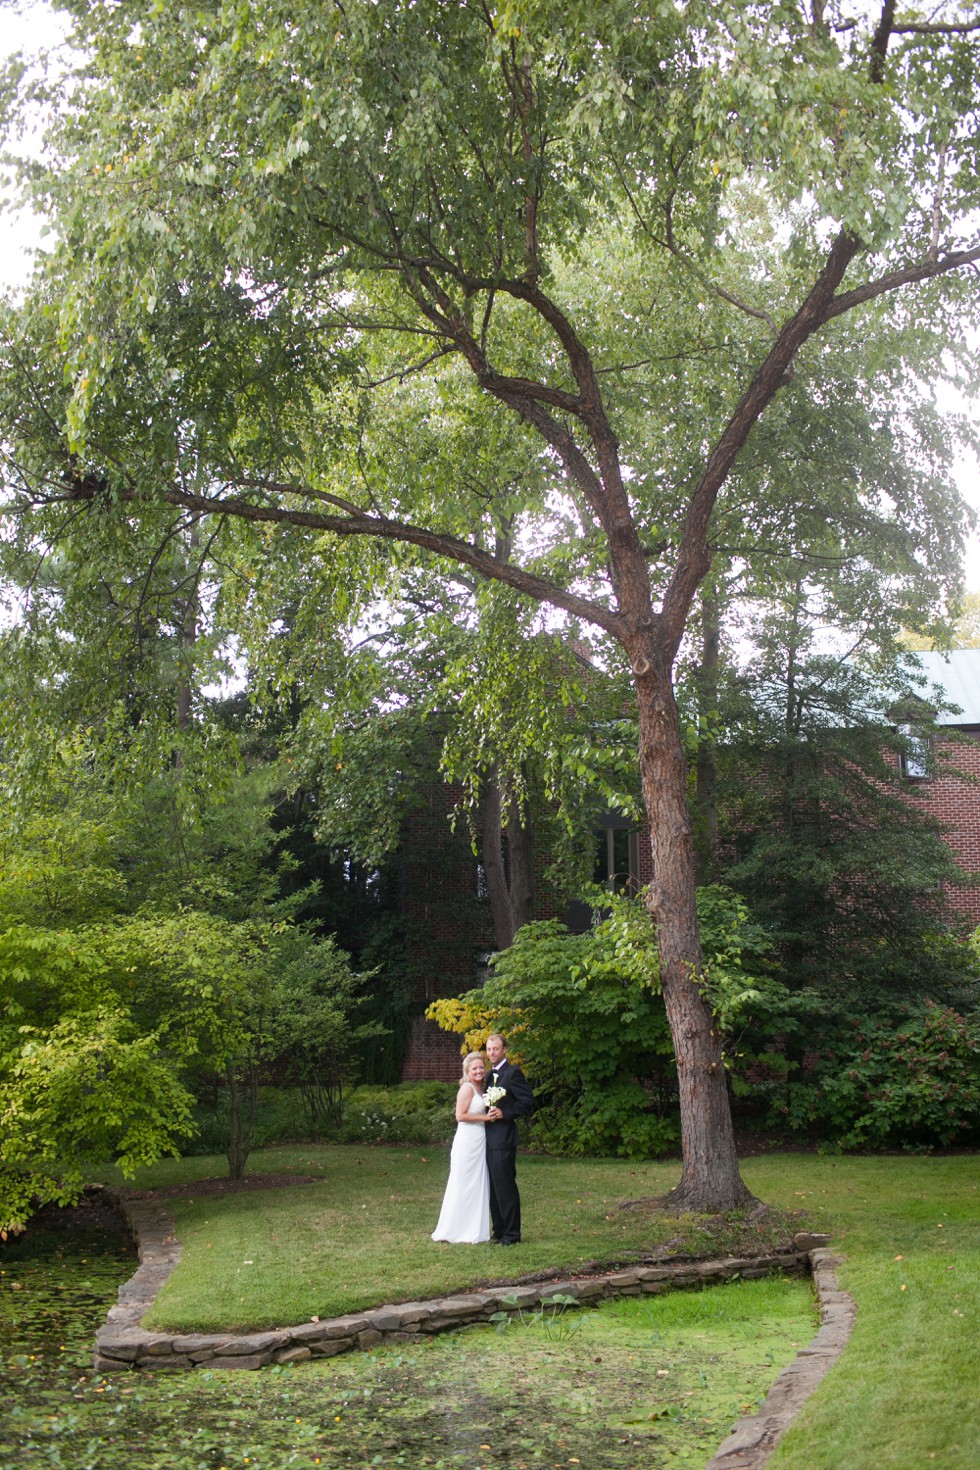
[484,1085,507,1109]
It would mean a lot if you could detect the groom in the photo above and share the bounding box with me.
[484,1032,534,1245]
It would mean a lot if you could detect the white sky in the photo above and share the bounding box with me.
[1,4,978,594]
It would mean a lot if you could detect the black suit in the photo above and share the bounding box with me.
[485,1057,534,1243]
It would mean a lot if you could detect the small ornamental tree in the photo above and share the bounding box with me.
[0,1004,197,1237]
[0,725,376,1218]
[428,886,775,1158]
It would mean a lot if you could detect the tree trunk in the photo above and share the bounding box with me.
[636,659,757,1212]
[481,778,516,949]
[507,767,536,934]
[176,525,200,735]
[694,583,721,882]
[226,1061,257,1181]
[480,772,535,950]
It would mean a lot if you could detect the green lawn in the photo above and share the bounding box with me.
[98,1146,980,1470]
[111,1147,770,1332]
[739,1153,980,1470]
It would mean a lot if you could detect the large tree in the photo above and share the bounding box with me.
[2,0,979,1208]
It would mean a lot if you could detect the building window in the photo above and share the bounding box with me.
[899,726,931,780]
[593,823,641,894]
[563,815,642,933]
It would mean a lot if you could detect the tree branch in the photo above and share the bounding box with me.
[616,165,779,334]
[660,229,863,653]
[825,245,980,320]
[894,18,980,36]
[66,478,625,636]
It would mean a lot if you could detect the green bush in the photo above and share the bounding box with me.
[332,1082,458,1145]
[773,1002,980,1150]
[185,1081,459,1153]
[430,886,770,1159]
[529,1080,680,1159]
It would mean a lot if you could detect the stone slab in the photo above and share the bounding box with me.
[205,1353,271,1371]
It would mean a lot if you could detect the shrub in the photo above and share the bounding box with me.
[428,886,770,1159]
[331,1083,457,1145]
[774,1002,980,1150]
[185,1081,459,1152]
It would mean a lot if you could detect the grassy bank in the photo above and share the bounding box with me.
[101,1147,786,1332]
[93,1147,980,1469]
[739,1153,979,1470]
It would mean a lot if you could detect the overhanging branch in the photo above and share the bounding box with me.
[825,245,980,319]
[77,479,626,636]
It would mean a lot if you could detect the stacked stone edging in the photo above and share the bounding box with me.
[94,1194,849,1400]
[704,1245,857,1469]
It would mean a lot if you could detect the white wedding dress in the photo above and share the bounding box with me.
[431,1085,491,1243]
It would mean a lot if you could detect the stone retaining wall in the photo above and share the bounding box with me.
[95,1195,837,1382]
[705,1245,856,1470]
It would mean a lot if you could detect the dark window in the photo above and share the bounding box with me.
[593,825,641,894]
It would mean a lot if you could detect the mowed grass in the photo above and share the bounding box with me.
[104,1146,751,1332]
[740,1153,980,1470]
[96,1146,980,1469]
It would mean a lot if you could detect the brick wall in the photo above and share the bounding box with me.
[398,780,495,1079]
[900,729,980,929]
[401,1013,465,1082]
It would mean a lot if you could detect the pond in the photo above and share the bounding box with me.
[1,1200,817,1470]
[0,1195,137,1465]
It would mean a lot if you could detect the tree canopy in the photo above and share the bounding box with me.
[2,0,980,1208]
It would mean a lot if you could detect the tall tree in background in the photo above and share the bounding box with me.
[2,1,979,1208]
[683,353,972,889]
[708,588,964,991]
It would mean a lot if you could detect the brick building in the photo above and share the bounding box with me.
[397,776,653,1080]
[398,649,980,1081]
[893,648,980,928]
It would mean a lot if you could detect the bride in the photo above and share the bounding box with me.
[431,1052,492,1244]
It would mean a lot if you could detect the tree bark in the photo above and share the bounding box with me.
[635,653,757,1212]
[480,773,536,951]
[694,584,721,882]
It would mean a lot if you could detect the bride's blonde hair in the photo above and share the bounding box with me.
[460,1052,486,1085]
